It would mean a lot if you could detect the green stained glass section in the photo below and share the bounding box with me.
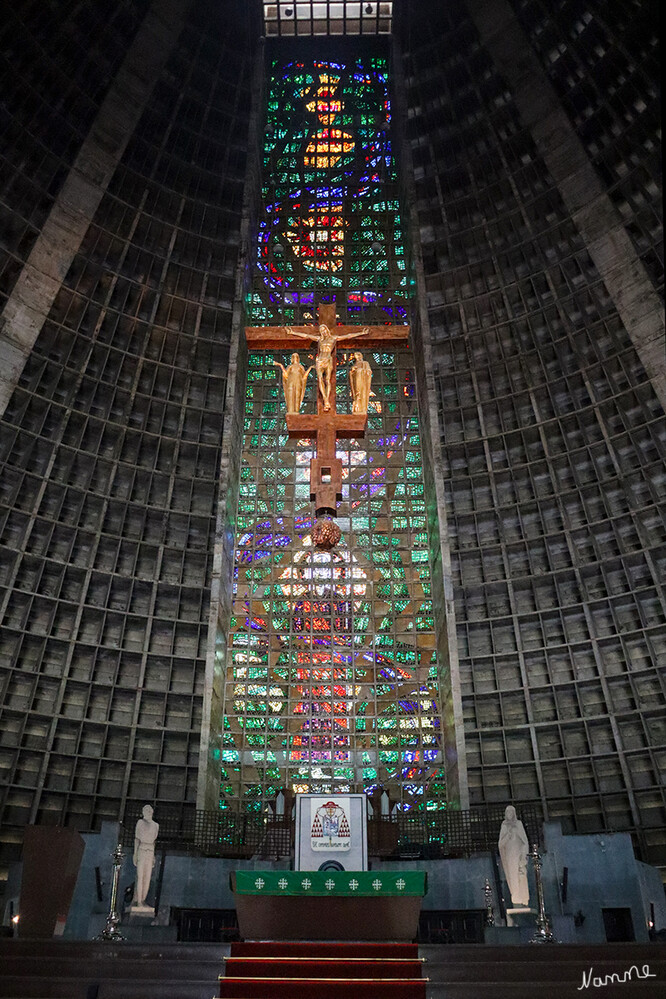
[223,50,447,813]
[225,350,446,810]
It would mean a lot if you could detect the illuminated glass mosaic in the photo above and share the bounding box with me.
[250,57,408,325]
[225,353,446,809]
[224,55,447,811]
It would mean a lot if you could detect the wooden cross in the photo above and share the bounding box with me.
[245,302,409,515]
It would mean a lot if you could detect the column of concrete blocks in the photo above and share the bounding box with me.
[399,0,664,866]
[0,0,256,875]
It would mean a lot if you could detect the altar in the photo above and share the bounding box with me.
[230,870,427,941]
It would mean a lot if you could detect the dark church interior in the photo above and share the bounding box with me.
[0,1,663,995]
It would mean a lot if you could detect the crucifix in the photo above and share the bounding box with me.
[245,301,409,530]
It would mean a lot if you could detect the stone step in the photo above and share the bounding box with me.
[420,942,662,963]
[0,956,223,980]
[2,940,664,999]
[0,941,227,960]
[420,943,666,998]
[99,983,217,999]
[425,985,661,999]
[422,955,666,984]
[0,978,216,999]
[0,943,225,999]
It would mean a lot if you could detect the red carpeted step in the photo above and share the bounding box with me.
[218,940,426,998]
[217,978,426,998]
[230,941,418,958]
[224,957,423,978]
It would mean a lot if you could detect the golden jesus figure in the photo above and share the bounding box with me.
[245,301,409,517]
[284,322,369,411]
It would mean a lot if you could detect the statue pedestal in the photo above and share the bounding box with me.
[484,925,523,945]
[123,920,178,943]
[506,906,536,926]
[123,902,177,941]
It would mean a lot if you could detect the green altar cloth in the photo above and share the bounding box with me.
[232,870,427,897]
[230,870,427,940]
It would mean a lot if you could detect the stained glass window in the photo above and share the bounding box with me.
[249,57,408,326]
[224,54,448,811]
[226,352,446,809]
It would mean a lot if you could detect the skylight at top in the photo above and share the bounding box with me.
[263,2,392,37]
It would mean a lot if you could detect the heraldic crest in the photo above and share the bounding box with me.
[311,799,351,851]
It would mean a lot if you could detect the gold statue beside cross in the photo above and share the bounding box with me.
[245,301,409,520]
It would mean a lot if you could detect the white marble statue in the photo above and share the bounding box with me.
[133,804,159,908]
[498,804,530,906]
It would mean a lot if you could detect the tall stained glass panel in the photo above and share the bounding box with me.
[249,56,407,325]
[224,53,448,811]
